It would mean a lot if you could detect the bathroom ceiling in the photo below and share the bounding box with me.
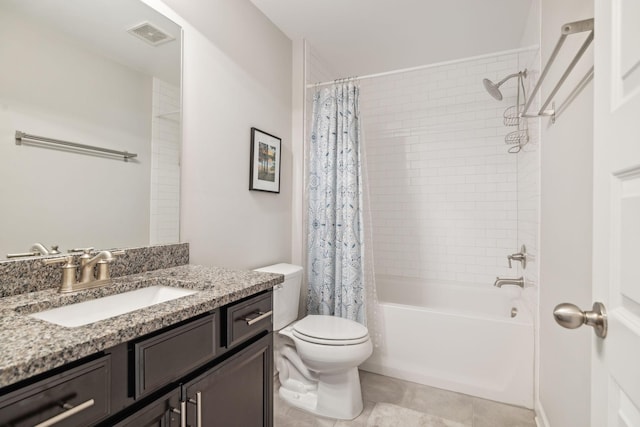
[250,0,535,78]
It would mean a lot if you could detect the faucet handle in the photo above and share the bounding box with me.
[42,255,74,266]
[507,245,527,269]
[96,250,125,281]
[67,247,94,254]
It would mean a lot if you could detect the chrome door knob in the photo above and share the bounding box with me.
[553,302,607,338]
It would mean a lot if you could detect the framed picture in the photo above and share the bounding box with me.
[249,127,281,193]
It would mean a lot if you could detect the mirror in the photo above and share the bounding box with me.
[0,0,182,258]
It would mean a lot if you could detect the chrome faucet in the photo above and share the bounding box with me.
[494,276,525,288]
[507,245,527,269]
[44,248,124,293]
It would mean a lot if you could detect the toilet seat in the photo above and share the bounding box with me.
[292,315,369,346]
[292,330,370,345]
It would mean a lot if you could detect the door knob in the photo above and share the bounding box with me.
[553,302,607,338]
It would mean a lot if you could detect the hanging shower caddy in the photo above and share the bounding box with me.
[503,71,530,153]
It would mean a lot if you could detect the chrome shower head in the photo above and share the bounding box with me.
[483,78,503,100]
[482,69,527,101]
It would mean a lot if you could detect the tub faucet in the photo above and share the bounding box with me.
[494,276,525,288]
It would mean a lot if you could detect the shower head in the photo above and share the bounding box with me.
[482,69,527,101]
[483,78,504,100]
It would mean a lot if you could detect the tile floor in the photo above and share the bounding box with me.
[274,371,536,427]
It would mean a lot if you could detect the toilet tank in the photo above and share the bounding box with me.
[254,263,303,330]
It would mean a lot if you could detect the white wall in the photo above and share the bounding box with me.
[0,5,151,255]
[537,0,594,426]
[358,52,527,286]
[149,0,293,269]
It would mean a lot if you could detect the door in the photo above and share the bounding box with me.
[183,333,273,427]
[592,0,640,425]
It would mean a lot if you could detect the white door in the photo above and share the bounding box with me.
[592,0,640,425]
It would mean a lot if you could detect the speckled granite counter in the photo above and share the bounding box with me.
[0,265,283,388]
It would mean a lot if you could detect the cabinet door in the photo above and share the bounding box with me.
[112,388,181,427]
[183,333,273,427]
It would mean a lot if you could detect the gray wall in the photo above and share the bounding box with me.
[151,0,293,269]
[538,0,594,425]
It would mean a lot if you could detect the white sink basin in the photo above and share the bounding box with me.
[29,285,198,327]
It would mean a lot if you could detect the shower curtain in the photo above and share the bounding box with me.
[307,81,365,324]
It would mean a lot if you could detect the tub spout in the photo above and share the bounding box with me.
[494,276,525,288]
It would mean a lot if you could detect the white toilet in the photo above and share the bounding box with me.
[255,263,373,420]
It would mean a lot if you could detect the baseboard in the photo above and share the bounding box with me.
[535,398,550,427]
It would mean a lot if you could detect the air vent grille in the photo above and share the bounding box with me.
[127,22,174,46]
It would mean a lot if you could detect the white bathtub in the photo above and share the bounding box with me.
[361,275,534,408]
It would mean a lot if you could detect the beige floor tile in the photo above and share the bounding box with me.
[334,400,376,427]
[367,402,468,427]
[472,398,536,427]
[359,371,409,405]
[274,371,535,427]
[400,381,473,426]
[276,405,337,427]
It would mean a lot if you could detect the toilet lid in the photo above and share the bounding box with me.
[292,315,369,345]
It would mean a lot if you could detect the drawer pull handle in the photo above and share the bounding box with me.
[243,310,273,326]
[171,401,186,427]
[34,399,95,427]
[188,391,202,427]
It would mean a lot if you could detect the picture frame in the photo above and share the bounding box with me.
[249,127,281,193]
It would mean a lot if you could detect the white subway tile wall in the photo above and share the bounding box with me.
[150,78,181,245]
[359,52,529,285]
[516,49,540,309]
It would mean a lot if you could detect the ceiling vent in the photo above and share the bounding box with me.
[127,22,175,46]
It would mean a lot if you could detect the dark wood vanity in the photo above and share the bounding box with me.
[0,290,273,427]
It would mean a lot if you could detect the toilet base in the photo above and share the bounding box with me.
[278,368,364,420]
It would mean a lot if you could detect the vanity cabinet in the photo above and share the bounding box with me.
[183,333,272,427]
[0,289,273,427]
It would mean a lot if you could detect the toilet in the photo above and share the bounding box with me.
[254,263,373,420]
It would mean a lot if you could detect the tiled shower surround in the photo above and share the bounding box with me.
[150,78,181,245]
[360,50,537,285]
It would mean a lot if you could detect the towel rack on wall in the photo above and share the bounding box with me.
[521,18,594,123]
[15,131,137,162]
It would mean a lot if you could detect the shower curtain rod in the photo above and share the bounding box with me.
[306,45,539,89]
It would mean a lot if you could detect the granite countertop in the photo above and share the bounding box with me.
[0,265,284,388]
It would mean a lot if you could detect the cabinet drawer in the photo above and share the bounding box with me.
[134,314,215,398]
[0,356,110,427]
[226,292,272,348]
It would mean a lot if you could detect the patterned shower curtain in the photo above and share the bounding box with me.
[307,81,365,324]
